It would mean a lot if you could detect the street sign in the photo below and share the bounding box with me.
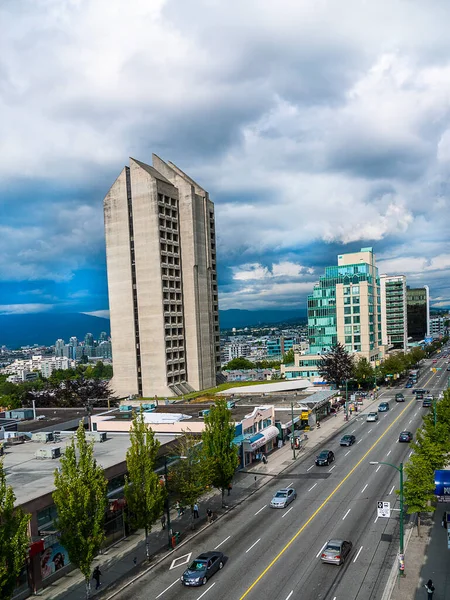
[377,501,391,518]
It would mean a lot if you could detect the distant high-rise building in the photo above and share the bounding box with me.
[406,286,430,342]
[99,331,108,342]
[307,247,383,362]
[55,338,65,358]
[380,275,408,350]
[104,155,220,398]
[84,332,94,347]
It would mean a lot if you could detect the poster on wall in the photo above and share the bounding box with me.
[40,543,70,579]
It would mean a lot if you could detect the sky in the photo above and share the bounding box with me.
[1,0,450,317]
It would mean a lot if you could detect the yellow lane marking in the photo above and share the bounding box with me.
[239,401,413,600]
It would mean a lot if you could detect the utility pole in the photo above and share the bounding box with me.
[345,379,349,421]
[291,402,296,460]
[163,457,172,549]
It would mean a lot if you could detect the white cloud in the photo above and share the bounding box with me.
[0,304,55,315]
[81,310,110,319]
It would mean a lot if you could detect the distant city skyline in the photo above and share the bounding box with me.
[1,1,450,317]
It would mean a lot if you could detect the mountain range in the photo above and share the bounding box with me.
[0,309,307,348]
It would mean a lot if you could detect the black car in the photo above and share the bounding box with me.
[422,398,432,408]
[340,435,356,447]
[395,393,405,402]
[181,552,224,586]
[398,431,413,443]
[315,450,335,466]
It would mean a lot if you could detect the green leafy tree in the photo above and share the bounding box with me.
[223,357,255,370]
[318,343,355,389]
[202,400,240,507]
[282,348,295,364]
[169,437,212,528]
[353,357,374,389]
[53,423,107,599]
[0,462,31,600]
[403,453,436,536]
[124,410,165,559]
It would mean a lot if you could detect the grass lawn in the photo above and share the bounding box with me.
[141,379,271,403]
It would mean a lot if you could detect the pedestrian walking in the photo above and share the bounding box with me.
[175,501,183,517]
[425,579,435,599]
[92,566,102,590]
[227,483,232,496]
[193,503,199,518]
[161,513,166,529]
[262,454,267,464]
[207,508,212,523]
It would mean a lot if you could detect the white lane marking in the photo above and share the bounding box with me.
[281,506,294,518]
[328,465,336,472]
[361,484,368,494]
[254,506,266,515]
[316,541,327,558]
[197,582,216,600]
[389,485,395,495]
[245,538,261,553]
[374,515,379,524]
[376,465,381,472]
[156,579,179,598]
[414,412,417,417]
[344,450,351,456]
[285,592,294,600]
[307,465,314,472]
[214,536,230,550]
[368,429,373,433]
[353,546,363,563]
[351,429,356,433]
[386,450,391,456]
[409,451,413,457]
[308,482,318,492]
[343,509,351,520]
[286,482,294,488]
[170,552,192,570]
[409,420,412,424]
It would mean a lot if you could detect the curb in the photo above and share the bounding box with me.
[380,516,417,600]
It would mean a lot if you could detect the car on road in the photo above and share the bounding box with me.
[413,389,428,395]
[395,393,405,402]
[315,450,335,466]
[433,359,437,364]
[422,398,432,408]
[321,539,353,565]
[367,412,378,422]
[270,487,297,508]
[181,552,224,586]
[447,366,450,371]
[378,402,390,412]
[416,393,424,400]
[399,431,413,442]
[340,435,356,446]
[405,381,413,388]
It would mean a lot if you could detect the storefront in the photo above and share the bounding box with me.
[242,425,279,466]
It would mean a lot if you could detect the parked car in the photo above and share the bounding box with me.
[340,435,356,447]
[367,412,378,422]
[378,402,390,412]
[270,488,297,508]
[181,552,224,586]
[315,450,335,466]
[321,539,353,565]
[395,393,405,402]
[399,431,413,442]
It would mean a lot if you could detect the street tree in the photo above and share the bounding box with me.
[353,357,374,389]
[124,410,165,559]
[169,436,212,528]
[403,453,436,536]
[318,343,354,389]
[0,462,30,600]
[53,423,107,599]
[223,357,255,370]
[202,399,240,507]
[282,348,295,364]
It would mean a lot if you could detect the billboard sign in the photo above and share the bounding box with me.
[434,470,450,496]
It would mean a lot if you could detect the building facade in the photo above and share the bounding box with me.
[406,286,430,342]
[430,316,447,337]
[380,274,408,350]
[104,156,220,398]
[307,247,383,363]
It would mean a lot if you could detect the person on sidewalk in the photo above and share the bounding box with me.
[92,566,102,590]
[207,508,212,523]
[425,579,435,599]
[262,454,267,464]
[227,483,232,496]
[193,503,199,518]
[161,514,166,530]
[175,501,184,517]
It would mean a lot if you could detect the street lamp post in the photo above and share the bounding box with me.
[345,379,349,421]
[291,402,296,460]
[370,461,404,572]
[163,455,187,550]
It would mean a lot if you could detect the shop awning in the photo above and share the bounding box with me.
[243,426,280,451]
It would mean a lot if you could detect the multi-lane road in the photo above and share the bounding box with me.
[113,352,450,600]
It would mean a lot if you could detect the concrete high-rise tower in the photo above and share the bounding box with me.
[104,156,220,398]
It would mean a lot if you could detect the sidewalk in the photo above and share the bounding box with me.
[32,401,372,600]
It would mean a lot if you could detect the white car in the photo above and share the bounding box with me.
[367,412,378,422]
